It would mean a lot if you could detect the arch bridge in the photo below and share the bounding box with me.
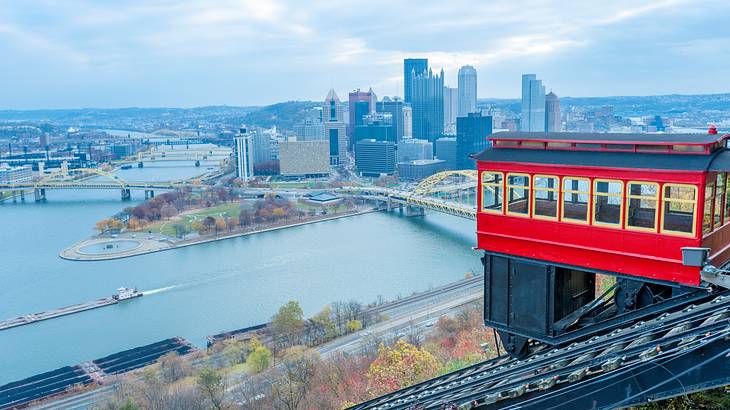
[354,170,479,220]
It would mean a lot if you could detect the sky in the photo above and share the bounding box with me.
[0,0,729,109]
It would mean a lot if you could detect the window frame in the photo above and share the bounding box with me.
[714,172,726,229]
[725,173,730,222]
[532,174,559,221]
[703,178,715,235]
[480,171,504,214]
[624,181,659,233]
[560,176,591,225]
[592,178,624,229]
[660,183,698,238]
[505,172,531,218]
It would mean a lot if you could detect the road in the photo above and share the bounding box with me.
[29,277,483,410]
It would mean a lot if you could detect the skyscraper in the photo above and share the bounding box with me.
[403,106,412,138]
[403,58,428,103]
[443,86,458,134]
[376,98,405,142]
[457,65,477,117]
[234,127,254,180]
[456,112,492,170]
[323,89,348,165]
[411,68,444,142]
[545,91,561,132]
[521,74,546,132]
[348,89,374,142]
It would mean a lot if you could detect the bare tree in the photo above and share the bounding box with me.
[272,347,320,410]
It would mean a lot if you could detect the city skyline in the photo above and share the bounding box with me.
[1,0,729,109]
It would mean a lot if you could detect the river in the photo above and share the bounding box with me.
[0,161,479,384]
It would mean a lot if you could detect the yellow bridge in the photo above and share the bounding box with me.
[0,168,200,201]
[348,170,478,220]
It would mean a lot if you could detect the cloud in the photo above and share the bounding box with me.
[0,0,729,107]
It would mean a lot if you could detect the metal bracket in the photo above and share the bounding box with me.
[701,266,730,289]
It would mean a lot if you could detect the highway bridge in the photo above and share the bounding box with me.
[0,168,199,201]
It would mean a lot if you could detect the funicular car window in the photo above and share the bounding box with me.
[481,172,503,213]
[626,182,659,231]
[662,184,697,236]
[593,180,623,227]
[506,174,530,216]
[562,178,590,223]
[533,175,558,219]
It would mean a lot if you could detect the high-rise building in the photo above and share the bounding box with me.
[376,98,405,142]
[323,89,348,165]
[456,112,492,170]
[279,140,330,178]
[545,91,561,132]
[354,113,395,144]
[397,138,433,162]
[293,118,325,141]
[403,106,413,138]
[457,65,477,117]
[443,86,458,134]
[251,130,271,166]
[397,159,447,181]
[234,127,254,180]
[521,74,546,132]
[412,68,444,142]
[404,58,428,103]
[348,89,374,140]
[434,137,457,170]
[355,139,396,176]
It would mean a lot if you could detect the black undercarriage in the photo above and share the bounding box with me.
[482,251,715,358]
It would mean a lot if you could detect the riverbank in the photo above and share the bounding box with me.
[60,207,380,261]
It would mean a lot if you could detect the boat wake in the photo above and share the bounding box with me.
[142,285,178,295]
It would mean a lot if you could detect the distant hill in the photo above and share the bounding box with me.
[478,93,730,117]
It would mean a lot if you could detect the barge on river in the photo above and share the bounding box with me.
[0,287,142,331]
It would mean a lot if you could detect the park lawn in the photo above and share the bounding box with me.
[141,202,246,236]
[268,181,319,189]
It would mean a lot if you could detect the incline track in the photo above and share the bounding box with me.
[351,290,730,409]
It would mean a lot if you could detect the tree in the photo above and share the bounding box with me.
[197,368,226,410]
[227,216,239,231]
[160,204,177,220]
[246,338,272,374]
[157,351,192,383]
[272,346,320,410]
[346,319,362,333]
[272,207,287,220]
[172,223,189,239]
[202,216,216,233]
[220,339,248,366]
[95,218,124,234]
[239,209,253,226]
[214,217,226,234]
[271,301,305,348]
[191,220,205,235]
[366,340,440,396]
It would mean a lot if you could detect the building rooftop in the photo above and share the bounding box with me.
[489,131,728,145]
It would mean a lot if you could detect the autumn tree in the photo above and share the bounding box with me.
[246,338,272,374]
[157,351,192,383]
[214,217,226,235]
[160,204,177,220]
[366,340,440,396]
[202,216,216,233]
[95,218,124,233]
